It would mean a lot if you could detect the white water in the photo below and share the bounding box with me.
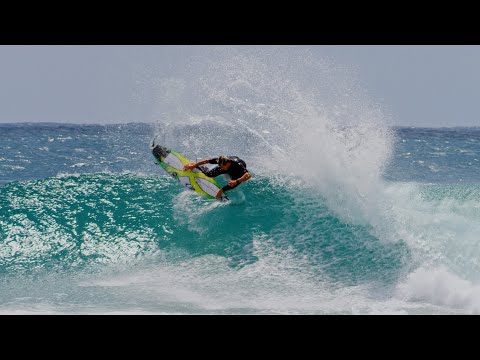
[142,46,480,314]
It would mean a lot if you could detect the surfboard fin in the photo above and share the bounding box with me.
[152,145,169,159]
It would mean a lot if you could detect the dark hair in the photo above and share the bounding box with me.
[218,155,229,166]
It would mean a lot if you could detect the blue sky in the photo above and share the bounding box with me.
[1,45,479,127]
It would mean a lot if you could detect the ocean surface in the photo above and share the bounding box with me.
[2,122,480,314]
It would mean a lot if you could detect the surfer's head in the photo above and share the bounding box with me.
[218,155,230,167]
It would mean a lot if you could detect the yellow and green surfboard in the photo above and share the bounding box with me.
[151,144,229,201]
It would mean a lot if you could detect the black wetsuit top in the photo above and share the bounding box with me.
[200,156,248,192]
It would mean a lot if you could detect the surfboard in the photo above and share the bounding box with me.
[151,143,229,201]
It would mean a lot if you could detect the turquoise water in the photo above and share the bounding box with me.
[1,123,480,314]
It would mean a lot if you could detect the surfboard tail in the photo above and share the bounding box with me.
[152,145,170,160]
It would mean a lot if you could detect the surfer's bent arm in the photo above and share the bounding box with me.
[184,159,210,171]
[225,171,252,190]
[234,172,252,185]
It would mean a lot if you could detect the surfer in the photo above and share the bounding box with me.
[184,155,252,199]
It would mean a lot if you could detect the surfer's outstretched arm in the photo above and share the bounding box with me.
[184,159,209,171]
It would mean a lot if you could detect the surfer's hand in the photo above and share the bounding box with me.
[228,179,238,187]
[215,189,223,199]
[184,162,196,171]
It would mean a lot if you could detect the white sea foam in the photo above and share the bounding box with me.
[144,46,480,313]
[396,266,480,314]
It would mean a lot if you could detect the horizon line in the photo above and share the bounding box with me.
[0,121,480,129]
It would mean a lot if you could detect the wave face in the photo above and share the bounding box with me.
[1,48,480,314]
